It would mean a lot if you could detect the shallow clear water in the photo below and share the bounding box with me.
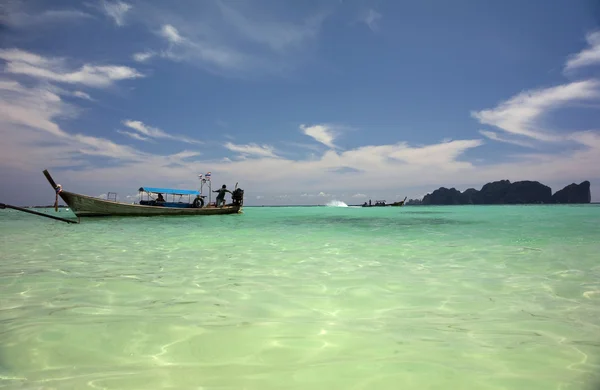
[1,205,600,389]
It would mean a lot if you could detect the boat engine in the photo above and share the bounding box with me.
[231,188,244,206]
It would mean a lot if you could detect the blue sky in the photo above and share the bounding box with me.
[1,0,600,205]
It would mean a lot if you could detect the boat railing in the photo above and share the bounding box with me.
[108,192,118,202]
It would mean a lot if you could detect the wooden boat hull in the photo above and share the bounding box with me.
[59,190,242,217]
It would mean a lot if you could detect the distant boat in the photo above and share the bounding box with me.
[390,197,408,207]
[42,170,244,218]
[361,197,407,207]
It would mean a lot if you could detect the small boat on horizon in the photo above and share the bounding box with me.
[42,170,244,218]
[361,197,407,207]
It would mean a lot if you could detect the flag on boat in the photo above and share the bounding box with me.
[205,172,211,180]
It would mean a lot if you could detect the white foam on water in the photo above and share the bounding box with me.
[326,200,348,207]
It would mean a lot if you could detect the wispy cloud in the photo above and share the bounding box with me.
[471,80,600,142]
[0,80,147,168]
[363,9,382,32]
[101,0,132,26]
[216,2,327,51]
[2,8,94,27]
[73,91,94,101]
[39,83,96,101]
[160,24,184,44]
[478,130,536,148]
[132,51,155,62]
[0,49,144,88]
[117,130,153,142]
[300,124,340,149]
[388,139,484,166]
[0,78,206,187]
[281,141,324,153]
[130,1,333,77]
[224,142,279,158]
[564,31,600,72]
[122,120,203,144]
[131,23,249,72]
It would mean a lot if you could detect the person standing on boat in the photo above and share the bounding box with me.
[213,185,232,207]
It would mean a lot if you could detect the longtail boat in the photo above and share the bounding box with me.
[361,197,407,207]
[43,170,244,218]
[390,197,408,207]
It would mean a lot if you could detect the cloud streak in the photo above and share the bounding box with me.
[101,0,132,26]
[301,124,339,149]
[117,130,153,142]
[224,142,279,158]
[128,1,333,77]
[216,2,327,51]
[122,120,203,144]
[565,31,600,72]
[132,51,155,62]
[0,49,143,88]
[471,80,600,143]
[2,8,94,27]
[364,9,382,32]
[478,130,536,148]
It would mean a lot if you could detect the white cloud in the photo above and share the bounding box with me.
[478,130,535,148]
[2,8,94,27]
[387,139,484,166]
[364,9,382,32]
[0,80,69,138]
[101,0,132,26]
[73,91,93,100]
[151,24,247,71]
[471,80,600,142]
[0,49,143,88]
[132,51,155,62]
[565,31,600,72]
[0,79,209,189]
[160,24,184,44]
[216,2,326,51]
[300,124,339,149]
[122,120,203,144]
[352,193,367,198]
[130,2,332,77]
[117,130,153,142]
[224,142,279,158]
[0,80,148,168]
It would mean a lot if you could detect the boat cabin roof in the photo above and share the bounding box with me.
[138,187,201,196]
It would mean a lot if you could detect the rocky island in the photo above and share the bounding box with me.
[414,180,591,205]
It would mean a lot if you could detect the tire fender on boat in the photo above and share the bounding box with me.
[193,197,204,208]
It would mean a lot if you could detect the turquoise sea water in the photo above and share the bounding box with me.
[1,204,600,389]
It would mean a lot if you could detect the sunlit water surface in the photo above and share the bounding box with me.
[1,205,599,389]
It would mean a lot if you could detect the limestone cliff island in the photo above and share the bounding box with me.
[406,180,591,205]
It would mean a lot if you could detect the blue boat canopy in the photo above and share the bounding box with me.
[138,187,201,196]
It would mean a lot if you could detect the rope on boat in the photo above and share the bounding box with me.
[0,203,79,224]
